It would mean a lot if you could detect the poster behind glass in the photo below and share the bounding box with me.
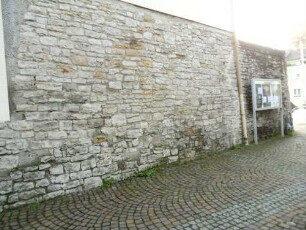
[254,80,281,110]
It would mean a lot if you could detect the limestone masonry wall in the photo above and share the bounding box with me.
[0,0,289,210]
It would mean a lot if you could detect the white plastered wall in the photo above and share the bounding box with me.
[0,1,10,122]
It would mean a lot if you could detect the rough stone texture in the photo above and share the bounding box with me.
[240,42,291,141]
[1,125,306,229]
[0,0,290,210]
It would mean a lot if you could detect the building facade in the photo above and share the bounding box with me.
[286,49,306,108]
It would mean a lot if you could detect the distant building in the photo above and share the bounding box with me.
[286,49,306,107]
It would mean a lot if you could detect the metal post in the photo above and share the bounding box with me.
[280,85,285,137]
[280,108,284,137]
[251,80,258,144]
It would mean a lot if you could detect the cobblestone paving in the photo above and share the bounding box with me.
[1,125,306,230]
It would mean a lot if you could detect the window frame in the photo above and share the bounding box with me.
[293,88,301,97]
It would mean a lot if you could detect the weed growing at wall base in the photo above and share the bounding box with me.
[102,178,116,189]
[136,168,156,177]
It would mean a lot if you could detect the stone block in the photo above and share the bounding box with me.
[63,180,82,190]
[25,112,50,121]
[6,139,29,150]
[40,36,57,46]
[81,158,97,170]
[44,191,65,200]
[51,174,69,184]
[34,121,58,131]
[71,154,93,162]
[111,114,127,126]
[39,164,51,170]
[23,171,45,181]
[47,184,62,192]
[0,195,7,205]
[127,129,143,139]
[8,194,19,204]
[0,130,19,139]
[41,156,55,163]
[48,131,67,139]
[16,104,37,112]
[8,121,33,131]
[66,27,84,36]
[109,81,122,90]
[10,171,22,180]
[59,121,73,131]
[125,148,140,161]
[84,177,102,189]
[0,156,19,170]
[171,149,179,156]
[70,170,92,180]
[36,82,62,91]
[71,55,88,66]
[164,32,176,45]
[92,167,108,176]
[80,103,102,113]
[64,162,81,173]
[36,179,50,188]
[50,165,64,175]
[88,119,104,128]
[14,182,34,192]
[19,188,45,200]
[0,181,12,194]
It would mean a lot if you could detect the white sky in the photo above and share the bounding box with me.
[122,0,306,50]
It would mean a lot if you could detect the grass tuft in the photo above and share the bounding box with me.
[136,168,156,177]
[102,178,116,189]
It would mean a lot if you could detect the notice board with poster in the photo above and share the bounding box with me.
[251,79,284,144]
[253,79,282,110]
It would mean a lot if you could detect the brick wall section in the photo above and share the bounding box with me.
[0,0,289,210]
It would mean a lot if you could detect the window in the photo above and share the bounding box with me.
[0,1,10,122]
[294,89,301,97]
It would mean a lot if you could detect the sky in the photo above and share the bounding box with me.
[122,0,306,50]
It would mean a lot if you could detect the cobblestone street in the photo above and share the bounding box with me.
[1,125,306,230]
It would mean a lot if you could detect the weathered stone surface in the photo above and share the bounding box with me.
[10,171,22,180]
[0,181,13,194]
[41,156,55,163]
[70,55,88,66]
[81,158,97,171]
[36,179,50,188]
[64,162,81,173]
[23,171,45,181]
[93,135,108,144]
[0,195,7,205]
[50,165,64,175]
[0,0,290,210]
[40,36,57,46]
[19,188,45,200]
[70,170,92,180]
[8,121,33,131]
[164,32,176,45]
[127,129,143,139]
[51,174,69,184]
[84,177,102,190]
[111,114,126,126]
[14,182,34,192]
[0,156,19,170]
[109,81,122,90]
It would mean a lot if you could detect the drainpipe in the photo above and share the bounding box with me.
[231,0,249,145]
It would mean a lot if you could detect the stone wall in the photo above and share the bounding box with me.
[0,0,289,211]
[240,42,290,140]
